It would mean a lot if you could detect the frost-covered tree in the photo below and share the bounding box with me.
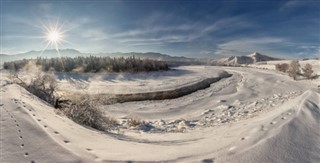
[287,60,300,80]
[302,63,314,79]
[3,56,170,73]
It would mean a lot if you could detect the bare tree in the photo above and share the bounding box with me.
[287,60,300,80]
[302,63,314,79]
[28,73,57,105]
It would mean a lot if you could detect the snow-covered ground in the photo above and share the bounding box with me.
[56,66,227,94]
[250,59,320,72]
[1,65,319,162]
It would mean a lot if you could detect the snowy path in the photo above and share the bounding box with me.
[0,80,82,162]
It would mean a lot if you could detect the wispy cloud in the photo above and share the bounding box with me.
[213,37,287,57]
[1,47,16,54]
[38,3,53,13]
[296,45,320,58]
[79,28,109,41]
[279,0,316,11]
[111,16,253,46]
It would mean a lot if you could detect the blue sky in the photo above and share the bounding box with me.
[1,0,319,59]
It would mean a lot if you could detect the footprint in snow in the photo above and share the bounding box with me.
[241,137,249,140]
[202,158,214,163]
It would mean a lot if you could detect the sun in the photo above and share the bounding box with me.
[41,23,68,52]
[39,20,71,56]
[47,31,61,43]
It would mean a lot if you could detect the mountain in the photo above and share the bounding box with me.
[210,52,281,65]
[1,49,83,63]
[248,52,280,62]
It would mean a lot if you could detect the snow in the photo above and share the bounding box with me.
[56,66,227,95]
[1,64,320,162]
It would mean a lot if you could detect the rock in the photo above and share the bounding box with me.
[138,122,154,132]
[221,119,229,123]
[156,119,166,126]
[233,99,241,105]
[202,109,214,115]
[217,105,230,110]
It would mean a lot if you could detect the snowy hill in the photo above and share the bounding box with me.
[211,52,280,65]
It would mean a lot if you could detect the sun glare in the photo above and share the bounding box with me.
[41,22,68,52]
[39,21,71,69]
[39,20,72,59]
[48,31,60,42]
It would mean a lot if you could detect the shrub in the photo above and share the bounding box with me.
[63,98,118,131]
[10,72,58,106]
[287,60,300,80]
[127,117,143,127]
[275,63,289,72]
[28,73,57,105]
[302,63,314,79]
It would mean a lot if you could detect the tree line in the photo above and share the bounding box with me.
[3,56,170,73]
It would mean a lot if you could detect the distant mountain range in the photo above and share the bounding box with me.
[1,49,281,65]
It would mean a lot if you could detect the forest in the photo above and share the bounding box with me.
[3,56,170,73]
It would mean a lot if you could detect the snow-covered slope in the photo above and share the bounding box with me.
[212,52,280,65]
[1,66,319,162]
